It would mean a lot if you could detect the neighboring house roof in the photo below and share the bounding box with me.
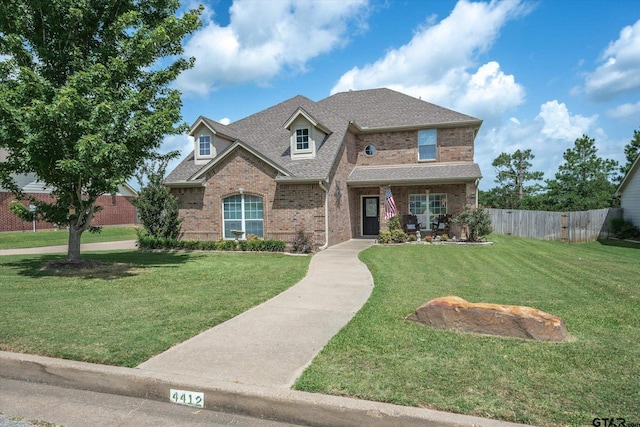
[165,88,482,186]
[0,172,138,197]
[615,155,640,196]
[347,163,482,186]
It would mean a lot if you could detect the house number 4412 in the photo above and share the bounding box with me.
[170,389,204,408]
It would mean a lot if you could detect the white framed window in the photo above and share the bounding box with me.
[409,193,447,230]
[418,129,437,161]
[223,194,264,239]
[296,128,310,151]
[199,135,211,156]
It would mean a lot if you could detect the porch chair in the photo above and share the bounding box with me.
[402,214,420,236]
[432,214,452,237]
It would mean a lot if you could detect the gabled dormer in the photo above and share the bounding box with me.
[189,117,234,165]
[283,108,330,160]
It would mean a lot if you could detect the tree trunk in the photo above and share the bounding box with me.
[68,225,83,262]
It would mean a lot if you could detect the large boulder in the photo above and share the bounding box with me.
[407,296,567,342]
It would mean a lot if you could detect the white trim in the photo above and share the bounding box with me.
[222,194,264,240]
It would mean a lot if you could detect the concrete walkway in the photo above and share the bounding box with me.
[0,240,137,256]
[0,238,527,426]
[137,239,375,388]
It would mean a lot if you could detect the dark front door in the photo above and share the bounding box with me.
[362,197,380,235]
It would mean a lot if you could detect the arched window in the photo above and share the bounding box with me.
[223,194,264,239]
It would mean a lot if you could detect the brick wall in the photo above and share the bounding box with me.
[1,192,137,232]
[355,126,475,166]
[172,148,326,247]
[326,132,358,245]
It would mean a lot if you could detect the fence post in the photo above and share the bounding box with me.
[561,212,568,242]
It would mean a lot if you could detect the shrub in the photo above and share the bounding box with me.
[439,234,449,241]
[390,229,408,243]
[217,240,238,251]
[610,217,640,239]
[454,206,492,242]
[408,234,417,242]
[293,229,314,253]
[378,230,392,244]
[388,214,401,231]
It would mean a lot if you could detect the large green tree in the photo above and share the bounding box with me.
[621,128,640,177]
[486,149,544,209]
[544,135,619,211]
[0,0,201,261]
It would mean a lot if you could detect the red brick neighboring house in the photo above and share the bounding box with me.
[0,170,137,232]
[165,88,483,248]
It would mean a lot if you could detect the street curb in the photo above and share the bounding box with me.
[0,351,525,427]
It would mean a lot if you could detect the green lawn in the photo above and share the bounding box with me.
[295,236,640,426]
[0,250,310,367]
[0,226,139,250]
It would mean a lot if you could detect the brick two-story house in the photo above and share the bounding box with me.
[165,88,482,248]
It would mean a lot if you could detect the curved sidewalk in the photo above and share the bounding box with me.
[137,238,375,388]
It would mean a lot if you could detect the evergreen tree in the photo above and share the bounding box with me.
[132,153,182,240]
[544,135,618,211]
[621,128,640,177]
[0,1,201,261]
[484,149,544,209]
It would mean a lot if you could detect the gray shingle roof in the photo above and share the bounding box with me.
[347,163,482,186]
[318,88,481,130]
[165,88,482,185]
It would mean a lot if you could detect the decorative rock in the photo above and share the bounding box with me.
[407,296,567,341]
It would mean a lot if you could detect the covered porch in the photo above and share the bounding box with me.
[346,163,481,238]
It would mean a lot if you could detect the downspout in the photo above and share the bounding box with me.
[318,180,329,250]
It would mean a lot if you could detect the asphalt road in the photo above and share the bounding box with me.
[0,379,305,427]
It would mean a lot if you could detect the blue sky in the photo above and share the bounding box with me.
[162,0,640,190]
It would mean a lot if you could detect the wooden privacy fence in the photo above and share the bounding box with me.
[487,208,622,242]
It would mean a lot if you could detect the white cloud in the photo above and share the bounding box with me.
[606,101,640,122]
[331,0,530,120]
[176,0,369,94]
[536,100,598,142]
[476,100,606,190]
[584,19,640,101]
[161,134,194,173]
[219,117,231,125]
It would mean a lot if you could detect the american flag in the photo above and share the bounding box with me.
[384,187,398,220]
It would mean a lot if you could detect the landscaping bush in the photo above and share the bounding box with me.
[454,205,492,242]
[378,230,392,244]
[292,229,314,253]
[388,214,402,231]
[390,229,408,243]
[136,236,286,252]
[610,217,640,239]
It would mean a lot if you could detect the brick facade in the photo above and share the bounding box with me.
[173,148,326,245]
[1,192,137,232]
[355,126,475,166]
[173,125,479,246]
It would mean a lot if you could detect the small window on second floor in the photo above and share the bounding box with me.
[418,129,437,161]
[296,129,310,151]
[199,135,211,156]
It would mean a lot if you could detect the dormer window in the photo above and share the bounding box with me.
[199,135,211,156]
[296,129,310,151]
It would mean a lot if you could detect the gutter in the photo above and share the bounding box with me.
[318,180,329,250]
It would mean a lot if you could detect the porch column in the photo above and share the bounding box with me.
[379,186,387,231]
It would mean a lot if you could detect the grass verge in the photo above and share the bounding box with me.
[0,226,139,250]
[0,250,310,367]
[295,235,640,426]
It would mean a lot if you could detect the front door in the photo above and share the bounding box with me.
[362,197,380,235]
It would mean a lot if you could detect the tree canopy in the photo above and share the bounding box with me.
[487,149,543,209]
[542,135,619,211]
[621,128,640,177]
[0,0,201,261]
